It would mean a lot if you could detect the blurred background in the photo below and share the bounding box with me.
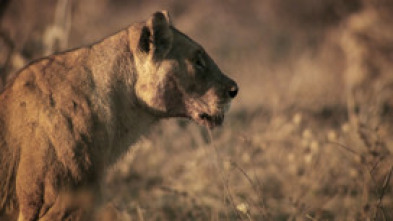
[1,0,393,220]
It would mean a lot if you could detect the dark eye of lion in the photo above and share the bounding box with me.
[194,51,206,71]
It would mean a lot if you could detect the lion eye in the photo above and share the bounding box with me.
[194,53,206,70]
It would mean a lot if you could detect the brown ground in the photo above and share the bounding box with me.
[1,0,392,220]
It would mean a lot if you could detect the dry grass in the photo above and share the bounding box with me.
[104,108,392,220]
[1,0,393,220]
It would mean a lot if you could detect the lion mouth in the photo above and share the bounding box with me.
[185,99,228,129]
[196,112,224,129]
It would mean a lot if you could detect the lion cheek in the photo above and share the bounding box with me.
[135,83,164,111]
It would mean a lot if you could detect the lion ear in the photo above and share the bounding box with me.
[139,10,173,60]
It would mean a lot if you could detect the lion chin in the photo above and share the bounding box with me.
[187,106,228,129]
[197,112,225,129]
[185,100,232,129]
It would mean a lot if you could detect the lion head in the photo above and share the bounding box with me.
[131,11,238,128]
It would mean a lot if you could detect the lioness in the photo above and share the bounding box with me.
[0,11,238,221]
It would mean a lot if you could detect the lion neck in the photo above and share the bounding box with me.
[87,29,160,167]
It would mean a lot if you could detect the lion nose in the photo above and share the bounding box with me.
[228,83,238,98]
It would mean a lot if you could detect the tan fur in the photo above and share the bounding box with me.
[0,11,238,221]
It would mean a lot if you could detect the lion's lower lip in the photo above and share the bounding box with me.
[197,113,224,128]
[199,113,211,121]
